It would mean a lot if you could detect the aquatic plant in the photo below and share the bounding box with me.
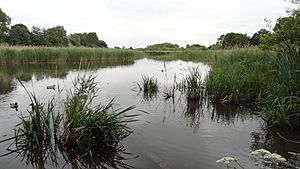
[14,80,63,149]
[61,73,137,156]
[140,75,158,93]
[177,66,205,100]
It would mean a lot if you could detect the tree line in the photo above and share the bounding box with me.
[0,8,107,47]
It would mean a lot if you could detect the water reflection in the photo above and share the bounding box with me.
[60,145,136,169]
[210,103,255,125]
[183,99,204,132]
[0,74,16,95]
[0,60,135,82]
[3,142,136,169]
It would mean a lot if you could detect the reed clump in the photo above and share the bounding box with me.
[138,75,159,93]
[60,74,136,156]
[177,66,206,101]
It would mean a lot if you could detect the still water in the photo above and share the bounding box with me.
[0,58,299,169]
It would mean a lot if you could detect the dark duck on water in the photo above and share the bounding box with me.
[10,102,18,111]
[47,85,55,90]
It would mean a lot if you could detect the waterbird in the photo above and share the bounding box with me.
[10,102,18,109]
[47,85,55,90]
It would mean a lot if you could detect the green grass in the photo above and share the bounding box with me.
[0,46,145,64]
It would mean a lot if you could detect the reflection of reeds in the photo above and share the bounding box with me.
[60,144,136,169]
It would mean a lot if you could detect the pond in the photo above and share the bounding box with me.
[0,58,299,169]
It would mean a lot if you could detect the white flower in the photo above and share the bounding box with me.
[251,149,271,156]
[263,153,286,163]
[216,157,237,164]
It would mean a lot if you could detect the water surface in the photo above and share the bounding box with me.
[0,58,299,169]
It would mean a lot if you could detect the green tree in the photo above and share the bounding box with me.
[250,29,270,46]
[45,26,68,46]
[69,32,107,48]
[69,33,81,46]
[0,8,11,43]
[217,33,250,48]
[97,40,107,48]
[8,24,32,45]
[31,26,48,46]
[186,44,207,50]
[146,42,179,50]
[260,9,300,50]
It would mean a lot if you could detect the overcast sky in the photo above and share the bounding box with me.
[1,0,297,48]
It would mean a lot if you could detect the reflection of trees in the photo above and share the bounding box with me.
[0,74,15,94]
[250,124,300,158]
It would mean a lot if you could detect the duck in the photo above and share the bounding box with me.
[46,85,55,90]
[10,102,18,109]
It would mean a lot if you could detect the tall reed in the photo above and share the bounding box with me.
[0,47,145,64]
[177,66,206,100]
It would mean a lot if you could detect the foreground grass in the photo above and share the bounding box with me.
[0,46,145,64]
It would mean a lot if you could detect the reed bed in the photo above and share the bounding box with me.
[0,46,145,64]
[154,47,299,128]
